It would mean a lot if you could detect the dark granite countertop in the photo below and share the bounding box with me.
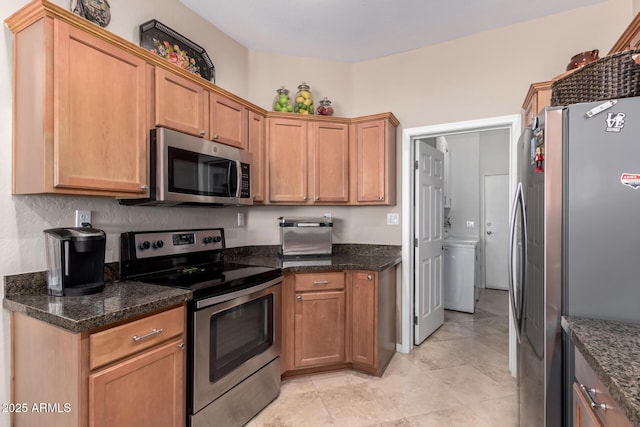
[3,281,192,333]
[562,316,640,426]
[233,254,401,273]
[3,244,398,333]
[226,244,402,273]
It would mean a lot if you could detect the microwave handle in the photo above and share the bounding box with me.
[232,160,242,197]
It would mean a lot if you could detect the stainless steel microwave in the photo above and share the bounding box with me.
[119,127,252,207]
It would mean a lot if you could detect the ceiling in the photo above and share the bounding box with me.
[180,0,604,63]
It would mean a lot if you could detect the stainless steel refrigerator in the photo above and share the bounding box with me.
[509,97,640,427]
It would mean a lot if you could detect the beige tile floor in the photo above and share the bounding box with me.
[248,289,517,427]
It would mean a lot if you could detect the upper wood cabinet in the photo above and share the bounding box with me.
[210,92,248,149]
[266,116,351,204]
[351,115,398,205]
[309,121,350,204]
[155,70,250,150]
[522,81,552,130]
[267,117,309,203]
[155,67,208,138]
[9,17,148,196]
[248,111,266,203]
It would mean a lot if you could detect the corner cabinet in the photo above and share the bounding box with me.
[351,115,398,205]
[9,15,148,196]
[11,306,186,427]
[281,267,397,377]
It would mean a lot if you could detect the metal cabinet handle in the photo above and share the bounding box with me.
[303,196,308,201]
[140,184,148,191]
[213,134,219,139]
[378,195,384,201]
[315,196,320,201]
[487,231,493,235]
[199,130,206,136]
[313,280,329,285]
[132,328,163,342]
[296,295,302,301]
[178,342,185,350]
[579,384,607,411]
[367,275,372,280]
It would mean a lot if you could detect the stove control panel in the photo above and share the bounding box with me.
[128,229,224,259]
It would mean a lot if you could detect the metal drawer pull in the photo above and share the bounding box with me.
[313,280,329,285]
[297,295,302,301]
[580,384,607,411]
[132,328,163,342]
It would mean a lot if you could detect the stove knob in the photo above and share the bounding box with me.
[213,236,222,243]
[139,240,151,250]
[203,236,214,244]
[153,240,164,249]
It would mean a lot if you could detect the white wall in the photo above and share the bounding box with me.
[0,0,636,419]
[447,133,481,238]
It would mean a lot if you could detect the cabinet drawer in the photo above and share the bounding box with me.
[574,347,633,427]
[90,306,185,370]
[295,272,345,292]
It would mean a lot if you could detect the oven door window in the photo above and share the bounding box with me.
[209,294,273,382]
[168,147,238,197]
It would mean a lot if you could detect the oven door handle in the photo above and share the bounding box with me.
[196,276,283,310]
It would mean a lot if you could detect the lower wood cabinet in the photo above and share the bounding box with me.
[573,346,632,427]
[282,268,397,377]
[294,290,346,367]
[11,306,186,427]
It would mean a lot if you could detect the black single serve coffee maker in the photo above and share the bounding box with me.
[44,227,106,296]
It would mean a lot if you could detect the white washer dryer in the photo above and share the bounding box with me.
[443,237,479,313]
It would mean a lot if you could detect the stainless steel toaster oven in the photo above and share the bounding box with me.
[279,216,333,257]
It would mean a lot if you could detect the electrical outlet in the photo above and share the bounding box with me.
[324,212,332,219]
[75,210,92,227]
[387,213,400,225]
[466,221,475,228]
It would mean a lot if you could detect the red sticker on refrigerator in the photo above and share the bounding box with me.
[620,173,640,189]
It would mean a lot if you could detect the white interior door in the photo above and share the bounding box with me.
[414,141,444,345]
[484,174,509,290]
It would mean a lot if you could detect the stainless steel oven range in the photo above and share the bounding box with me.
[120,228,282,427]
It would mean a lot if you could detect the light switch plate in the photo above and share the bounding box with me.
[237,212,245,226]
[387,213,400,225]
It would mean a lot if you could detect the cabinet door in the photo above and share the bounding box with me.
[573,382,604,427]
[248,111,266,203]
[309,121,349,203]
[350,272,377,367]
[54,22,147,194]
[352,119,396,205]
[155,67,208,138]
[294,291,345,367]
[267,118,308,203]
[90,338,185,427]
[210,92,248,149]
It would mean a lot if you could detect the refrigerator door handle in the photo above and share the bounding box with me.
[508,182,526,343]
